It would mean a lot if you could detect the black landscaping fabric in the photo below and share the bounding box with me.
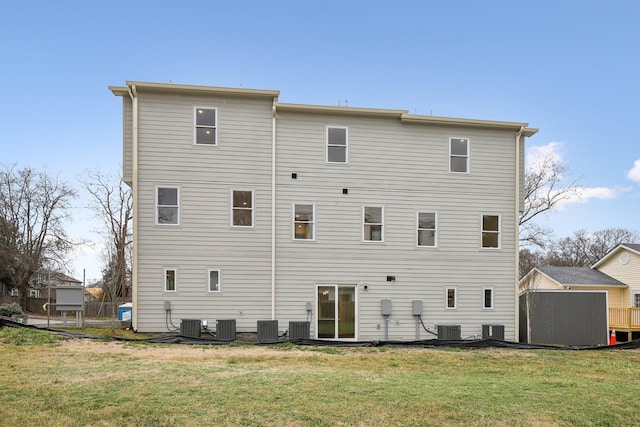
[1,317,638,350]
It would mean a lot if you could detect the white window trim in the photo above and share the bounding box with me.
[164,268,177,293]
[230,189,255,228]
[481,214,501,249]
[362,205,384,243]
[156,186,180,226]
[293,203,316,241]
[416,211,438,248]
[194,106,218,146]
[326,126,349,164]
[315,283,359,341]
[449,137,470,174]
[29,289,40,298]
[208,269,221,293]
[446,287,457,310]
[483,287,494,310]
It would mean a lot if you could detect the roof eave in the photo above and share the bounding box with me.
[401,113,538,135]
[275,102,407,118]
[111,81,280,98]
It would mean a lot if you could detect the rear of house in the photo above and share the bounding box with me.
[110,81,537,341]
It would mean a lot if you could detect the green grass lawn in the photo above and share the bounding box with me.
[1,327,640,426]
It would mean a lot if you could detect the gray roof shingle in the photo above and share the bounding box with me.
[539,266,626,287]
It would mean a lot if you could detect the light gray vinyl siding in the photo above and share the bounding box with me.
[519,135,525,212]
[123,97,133,185]
[274,111,518,340]
[133,92,273,332]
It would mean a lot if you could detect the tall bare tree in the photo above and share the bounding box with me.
[83,172,132,317]
[520,151,581,248]
[0,165,76,310]
[548,228,640,267]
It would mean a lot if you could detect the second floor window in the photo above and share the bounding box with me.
[481,215,501,249]
[363,206,384,242]
[232,190,254,227]
[450,137,469,173]
[417,212,437,247]
[327,126,348,163]
[195,107,217,145]
[157,187,179,225]
[294,204,315,240]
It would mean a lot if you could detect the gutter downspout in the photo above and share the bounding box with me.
[127,84,139,330]
[514,126,524,342]
[271,102,277,319]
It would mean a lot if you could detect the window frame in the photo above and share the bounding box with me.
[633,291,640,308]
[164,268,177,293]
[417,211,437,248]
[208,269,221,293]
[362,205,384,243]
[481,214,501,249]
[483,287,494,310]
[326,126,349,164]
[156,186,180,226]
[194,106,218,146]
[446,287,457,310]
[449,137,470,174]
[293,203,316,241]
[230,189,255,228]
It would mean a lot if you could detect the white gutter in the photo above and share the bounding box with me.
[514,126,524,341]
[127,84,139,330]
[271,102,277,319]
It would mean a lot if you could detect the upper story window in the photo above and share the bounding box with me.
[231,190,254,227]
[481,214,501,249]
[156,187,179,225]
[417,212,437,247]
[293,204,315,240]
[195,107,217,145]
[449,137,469,173]
[208,269,221,292]
[164,268,177,292]
[327,126,348,163]
[363,206,384,242]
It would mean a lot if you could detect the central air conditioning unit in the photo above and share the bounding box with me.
[482,324,505,340]
[180,319,201,338]
[216,319,236,341]
[257,320,279,343]
[437,325,461,340]
[289,321,310,339]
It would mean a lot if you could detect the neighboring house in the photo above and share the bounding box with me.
[520,243,640,340]
[110,81,538,340]
[2,270,82,300]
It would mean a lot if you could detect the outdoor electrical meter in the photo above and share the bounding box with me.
[381,299,392,316]
[412,300,423,316]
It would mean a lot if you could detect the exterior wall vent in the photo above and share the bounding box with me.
[257,320,279,343]
[180,319,201,338]
[437,325,461,340]
[289,321,310,339]
[482,324,505,340]
[216,319,236,341]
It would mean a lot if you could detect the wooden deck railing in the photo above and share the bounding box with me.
[609,308,640,329]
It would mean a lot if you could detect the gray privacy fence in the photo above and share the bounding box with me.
[6,298,129,318]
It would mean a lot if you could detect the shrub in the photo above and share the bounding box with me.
[0,303,24,317]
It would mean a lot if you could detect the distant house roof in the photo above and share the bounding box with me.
[591,242,640,269]
[538,266,626,287]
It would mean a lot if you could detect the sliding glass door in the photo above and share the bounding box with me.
[317,285,356,339]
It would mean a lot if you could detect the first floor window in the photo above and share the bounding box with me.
[634,292,640,308]
[450,137,469,173]
[164,269,177,292]
[327,126,348,163]
[10,288,18,297]
[157,187,179,225]
[195,107,217,145]
[363,206,384,242]
[294,204,315,240]
[232,190,254,227]
[208,269,220,292]
[29,289,40,298]
[417,212,437,247]
[483,288,494,309]
[446,288,457,309]
[481,215,501,248]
